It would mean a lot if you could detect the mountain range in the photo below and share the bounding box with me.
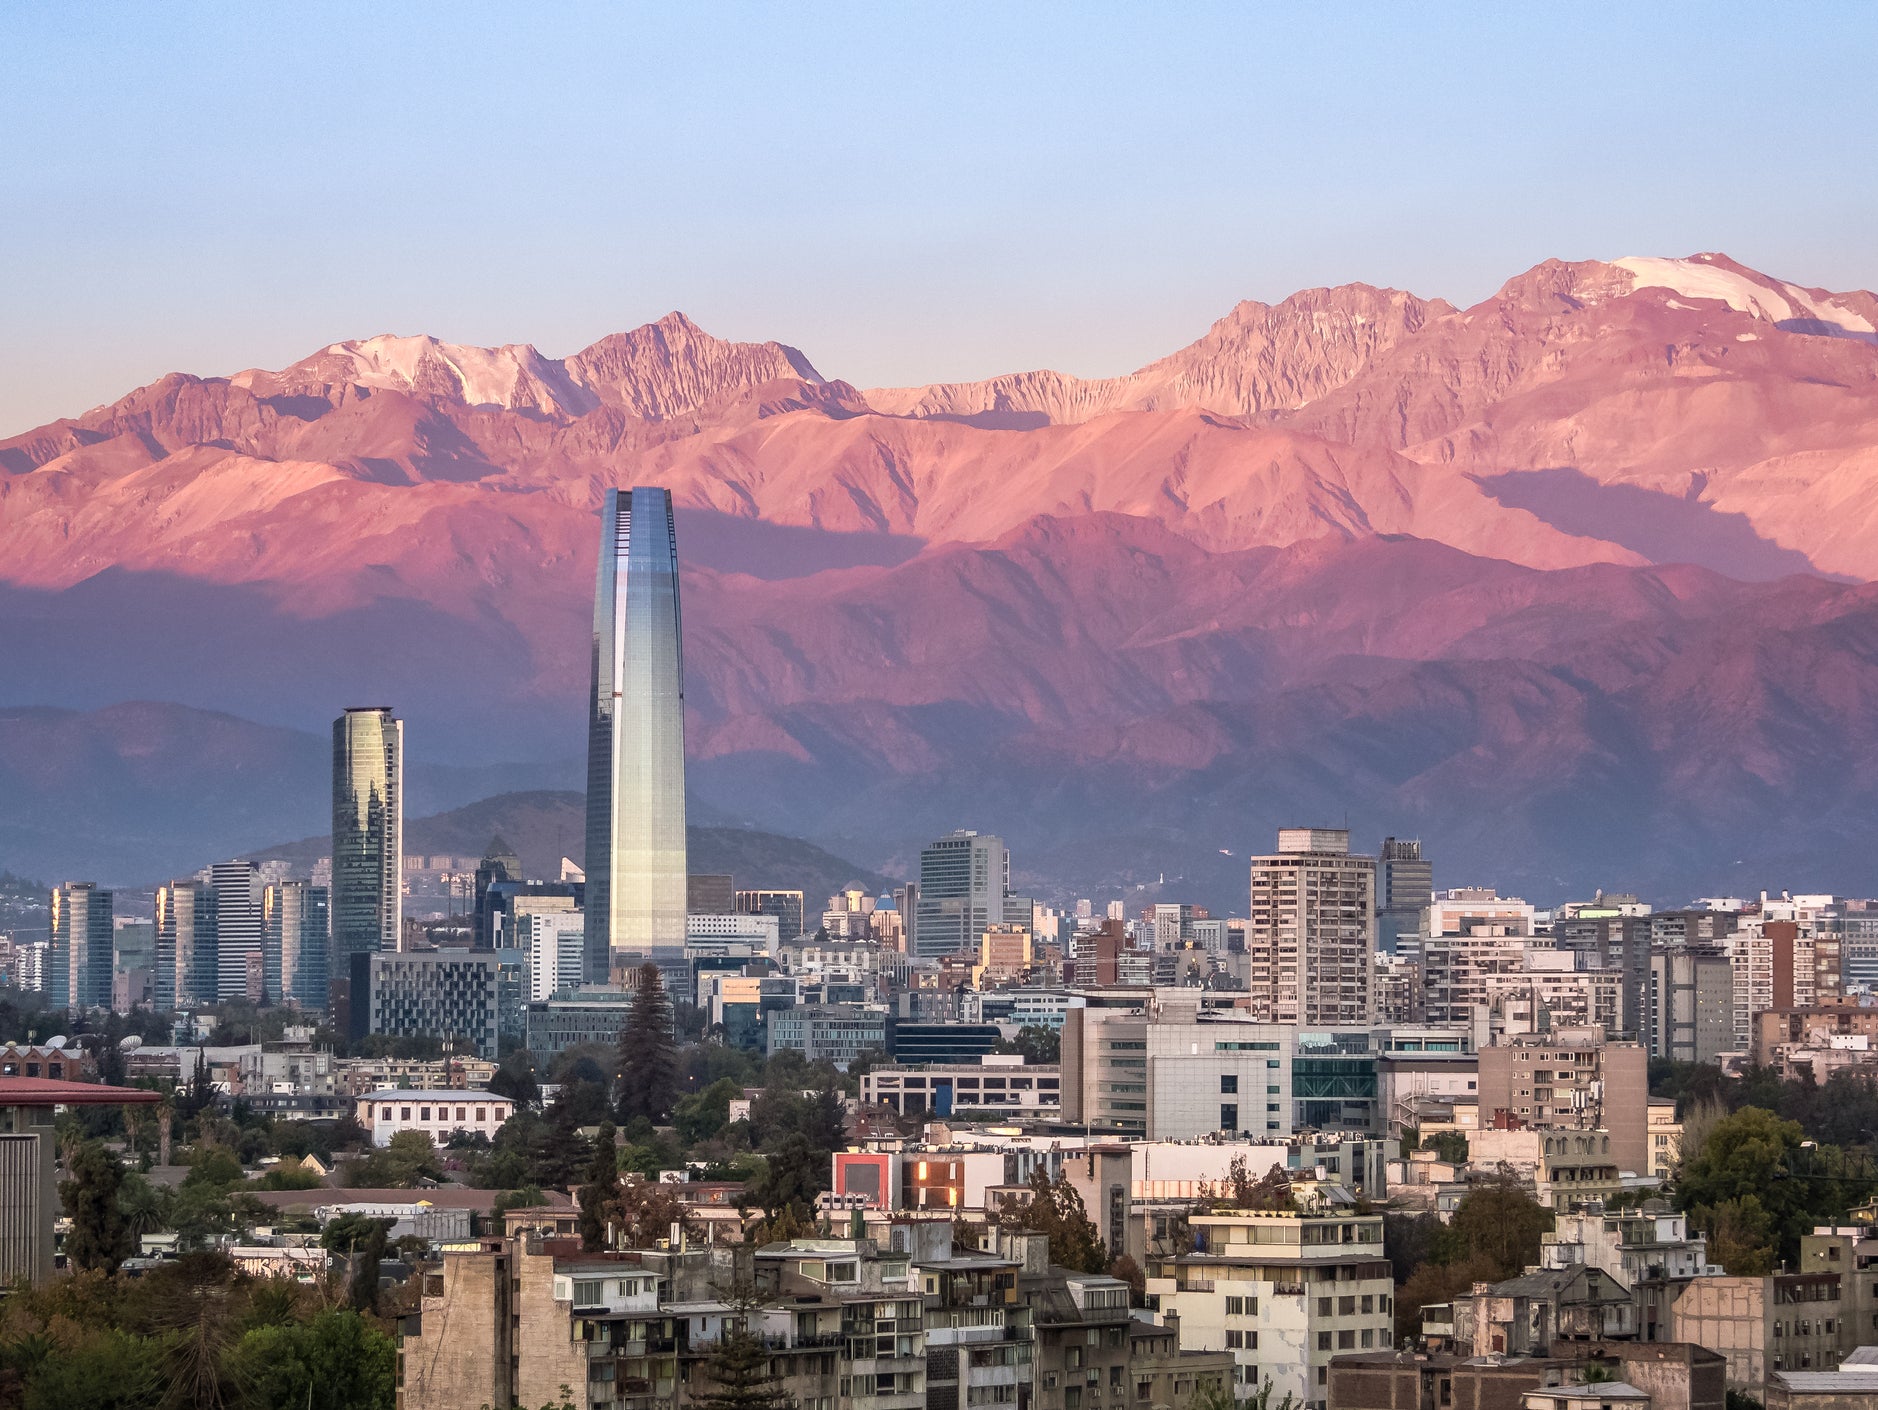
[5,251,1878,907]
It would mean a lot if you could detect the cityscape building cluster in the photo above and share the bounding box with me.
[14,484,1878,1410]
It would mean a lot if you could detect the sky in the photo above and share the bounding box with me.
[4,2,1877,436]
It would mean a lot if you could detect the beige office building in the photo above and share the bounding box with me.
[1245,829,1375,1025]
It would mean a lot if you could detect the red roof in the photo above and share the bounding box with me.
[0,1077,161,1107]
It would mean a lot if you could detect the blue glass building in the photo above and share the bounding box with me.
[583,486,688,984]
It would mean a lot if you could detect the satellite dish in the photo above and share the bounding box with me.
[45,1035,67,1049]
[119,1035,143,1052]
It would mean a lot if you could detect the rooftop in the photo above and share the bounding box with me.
[358,1088,507,1103]
[0,1077,160,1106]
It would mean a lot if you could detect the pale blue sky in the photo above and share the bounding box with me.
[3,2,1875,435]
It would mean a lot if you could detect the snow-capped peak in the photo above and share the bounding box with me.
[1612,254,1876,340]
[321,334,599,414]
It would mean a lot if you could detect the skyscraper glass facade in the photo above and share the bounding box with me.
[155,879,217,1010]
[264,879,330,1010]
[49,882,113,1012]
[333,707,402,959]
[913,831,1010,958]
[583,486,688,984]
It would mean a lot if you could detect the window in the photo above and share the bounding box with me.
[380,1105,392,1119]
[1338,1330,1355,1349]
[1066,1391,1082,1410]
[1317,1333,1332,1352]
[476,1107,487,1123]
[1221,1075,1239,1094]
[1317,1298,1332,1316]
[420,1107,432,1121]
[400,1107,411,1121]
[1227,1331,1245,1349]
[1361,1330,1375,1349]
[1220,1104,1238,1131]
[1360,1295,1373,1314]
[572,1278,605,1306]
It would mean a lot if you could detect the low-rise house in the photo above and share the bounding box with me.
[1767,1365,1878,1410]
[1667,1272,1851,1392]
[1329,1344,1725,1410]
[1448,1266,1637,1355]
[1541,1203,1718,1290]
[355,1087,513,1147]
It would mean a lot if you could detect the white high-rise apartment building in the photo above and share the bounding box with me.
[211,859,265,1002]
[1147,1207,1394,1410]
[1419,894,1537,1025]
[515,908,586,1001]
[1246,829,1375,1024]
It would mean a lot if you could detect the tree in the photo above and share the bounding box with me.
[225,1309,396,1410]
[1441,1178,1553,1275]
[383,1129,442,1185]
[488,1051,541,1110]
[693,1323,797,1410]
[118,1173,168,1244]
[60,1139,134,1273]
[1210,1156,1295,1212]
[614,1179,705,1249]
[752,1132,827,1218]
[15,1328,161,1410]
[617,963,679,1125]
[1425,1131,1469,1164]
[998,1167,1108,1273]
[1676,1106,1875,1268]
[182,1145,245,1191]
[254,1163,323,1191]
[578,1123,620,1251]
[996,1026,1060,1064]
[675,1077,744,1147]
[320,1213,392,1313]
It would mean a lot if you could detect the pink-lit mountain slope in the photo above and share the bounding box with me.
[3,252,1877,900]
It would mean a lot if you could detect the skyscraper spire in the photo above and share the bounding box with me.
[583,486,688,985]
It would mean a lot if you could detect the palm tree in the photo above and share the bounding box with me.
[120,1173,168,1244]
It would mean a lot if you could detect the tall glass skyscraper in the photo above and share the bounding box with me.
[333,706,403,960]
[264,880,330,1009]
[49,882,113,1012]
[155,878,217,1009]
[583,486,688,984]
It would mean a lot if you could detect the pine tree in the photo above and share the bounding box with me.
[616,962,678,1125]
[1000,1166,1109,1273]
[694,1323,797,1410]
[59,1139,133,1272]
[578,1122,619,1251]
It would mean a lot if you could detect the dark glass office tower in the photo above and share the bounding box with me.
[583,487,688,984]
[333,707,403,960]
